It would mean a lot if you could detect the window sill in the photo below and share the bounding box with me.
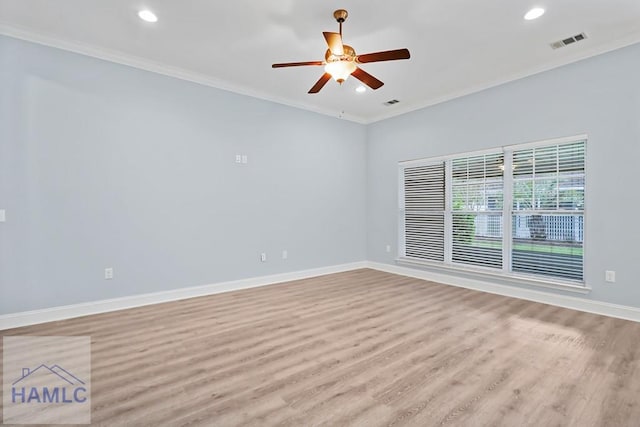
[396,257,592,295]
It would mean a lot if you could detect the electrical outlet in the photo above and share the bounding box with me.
[605,270,616,283]
[282,250,288,260]
[260,253,267,262]
[104,267,114,280]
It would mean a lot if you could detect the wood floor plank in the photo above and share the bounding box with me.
[2,269,640,426]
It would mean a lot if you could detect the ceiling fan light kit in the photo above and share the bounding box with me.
[324,58,356,83]
[272,9,411,94]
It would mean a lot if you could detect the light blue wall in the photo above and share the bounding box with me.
[367,42,640,307]
[0,36,367,314]
[3,35,640,315]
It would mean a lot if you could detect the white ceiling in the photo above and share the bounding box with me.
[2,0,640,123]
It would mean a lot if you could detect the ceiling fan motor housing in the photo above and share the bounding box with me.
[325,45,356,62]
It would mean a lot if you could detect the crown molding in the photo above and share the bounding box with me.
[0,23,368,125]
[2,23,640,126]
[363,32,640,124]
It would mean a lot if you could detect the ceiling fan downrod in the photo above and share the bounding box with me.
[333,9,348,36]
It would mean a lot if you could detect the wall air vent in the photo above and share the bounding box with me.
[384,99,400,106]
[550,32,587,50]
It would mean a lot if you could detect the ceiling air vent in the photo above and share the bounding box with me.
[550,32,587,50]
[384,99,400,106]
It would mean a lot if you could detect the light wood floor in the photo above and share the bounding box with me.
[2,269,640,426]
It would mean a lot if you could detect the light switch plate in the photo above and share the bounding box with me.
[0,209,5,222]
[605,270,616,283]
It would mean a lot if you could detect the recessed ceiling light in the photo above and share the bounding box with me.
[355,86,366,93]
[138,10,158,23]
[524,7,545,20]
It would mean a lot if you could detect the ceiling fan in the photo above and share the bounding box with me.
[272,9,411,94]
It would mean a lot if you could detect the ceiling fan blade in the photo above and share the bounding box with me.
[351,67,384,90]
[272,61,324,68]
[308,73,332,94]
[323,32,344,56]
[356,48,411,64]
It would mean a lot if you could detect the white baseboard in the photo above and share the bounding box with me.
[366,261,640,323]
[3,260,639,330]
[0,262,368,330]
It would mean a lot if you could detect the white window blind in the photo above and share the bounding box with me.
[403,163,445,262]
[511,141,585,281]
[451,153,504,269]
[399,137,586,286]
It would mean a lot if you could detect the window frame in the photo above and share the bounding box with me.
[398,134,588,291]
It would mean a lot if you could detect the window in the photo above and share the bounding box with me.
[451,153,504,269]
[511,142,585,281]
[403,163,445,262]
[399,136,586,285]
